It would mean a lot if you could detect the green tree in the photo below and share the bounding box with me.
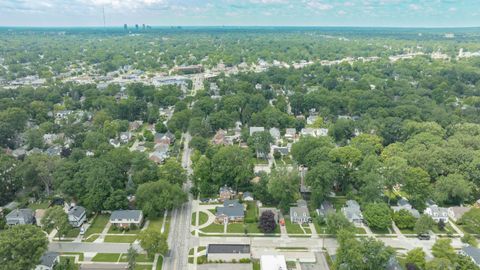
[434,174,473,205]
[432,239,456,261]
[363,203,392,231]
[425,258,452,270]
[127,244,138,270]
[461,233,478,247]
[459,208,480,233]
[404,167,431,211]
[42,206,71,240]
[211,146,253,190]
[405,248,426,270]
[305,161,339,206]
[192,156,216,196]
[247,131,273,159]
[414,215,435,235]
[267,167,299,212]
[393,209,417,230]
[158,158,187,186]
[136,180,187,218]
[138,229,168,257]
[0,225,48,270]
[103,189,129,210]
[325,211,354,235]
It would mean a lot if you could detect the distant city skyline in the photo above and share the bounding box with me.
[0,0,479,28]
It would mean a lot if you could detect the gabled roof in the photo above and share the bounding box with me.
[216,200,244,218]
[68,206,86,219]
[39,252,59,267]
[110,210,142,221]
[462,245,480,265]
[6,208,34,221]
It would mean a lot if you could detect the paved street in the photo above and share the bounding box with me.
[162,133,194,270]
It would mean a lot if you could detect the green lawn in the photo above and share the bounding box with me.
[355,227,367,234]
[84,214,109,237]
[119,253,154,263]
[191,212,209,226]
[59,256,79,270]
[135,265,153,270]
[157,255,163,270]
[104,235,137,243]
[253,261,260,270]
[285,219,306,234]
[61,252,84,261]
[84,235,99,242]
[432,224,454,234]
[57,228,80,238]
[227,223,245,233]
[370,227,391,234]
[245,201,258,223]
[399,228,415,234]
[108,224,142,234]
[92,253,122,262]
[200,223,224,233]
[245,223,261,234]
[28,201,49,210]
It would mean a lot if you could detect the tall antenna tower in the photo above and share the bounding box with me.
[102,6,106,28]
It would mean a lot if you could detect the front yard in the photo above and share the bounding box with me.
[84,214,109,238]
[104,235,137,243]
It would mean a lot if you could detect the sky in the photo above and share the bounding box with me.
[0,0,479,28]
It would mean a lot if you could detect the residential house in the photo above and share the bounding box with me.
[129,121,143,131]
[35,252,59,270]
[259,208,279,223]
[119,132,133,143]
[109,139,120,148]
[448,206,470,222]
[285,128,297,141]
[154,132,175,145]
[206,244,251,262]
[316,201,334,219]
[460,245,480,266]
[45,146,62,157]
[317,128,329,137]
[243,192,254,201]
[272,145,289,156]
[6,208,35,225]
[269,128,281,142]
[67,206,87,228]
[391,198,420,218]
[219,185,235,201]
[301,128,317,137]
[475,199,480,208]
[342,200,364,225]
[215,200,244,224]
[35,209,46,226]
[43,133,63,145]
[261,255,287,270]
[424,204,449,223]
[212,129,227,145]
[110,210,143,228]
[307,115,318,125]
[11,148,27,159]
[250,126,265,136]
[290,199,311,224]
[386,256,402,270]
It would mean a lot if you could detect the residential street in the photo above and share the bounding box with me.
[48,242,142,253]
[162,133,194,270]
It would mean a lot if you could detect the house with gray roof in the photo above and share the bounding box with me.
[215,200,244,224]
[35,252,59,270]
[207,244,251,262]
[448,206,471,222]
[6,208,35,225]
[460,245,480,266]
[110,210,143,228]
[391,198,420,218]
[269,127,281,141]
[290,199,311,224]
[316,201,334,219]
[67,206,86,228]
[342,200,363,225]
[285,128,297,141]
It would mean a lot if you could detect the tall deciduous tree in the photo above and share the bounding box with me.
[138,229,168,257]
[42,206,71,240]
[158,158,187,186]
[363,203,392,230]
[0,225,48,270]
[136,180,187,218]
[267,167,299,212]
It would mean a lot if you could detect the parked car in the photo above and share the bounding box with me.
[418,234,430,240]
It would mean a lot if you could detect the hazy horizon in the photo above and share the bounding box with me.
[1,0,479,28]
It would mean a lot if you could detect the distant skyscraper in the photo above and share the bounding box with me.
[124,24,127,31]
[135,24,139,31]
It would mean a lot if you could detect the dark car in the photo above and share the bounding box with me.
[418,234,430,240]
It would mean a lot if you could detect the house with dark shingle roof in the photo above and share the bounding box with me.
[67,206,86,228]
[6,208,35,226]
[215,200,244,224]
[342,200,363,225]
[460,245,480,266]
[35,252,59,270]
[207,244,251,262]
[110,210,143,228]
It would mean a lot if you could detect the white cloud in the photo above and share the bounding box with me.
[409,4,421,11]
[79,0,167,9]
[338,10,347,15]
[249,0,288,3]
[449,7,457,12]
[305,0,333,11]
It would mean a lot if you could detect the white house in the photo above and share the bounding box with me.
[110,210,143,228]
[67,206,86,228]
[424,204,449,223]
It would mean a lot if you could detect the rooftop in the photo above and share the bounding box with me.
[207,244,250,254]
[110,210,142,221]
